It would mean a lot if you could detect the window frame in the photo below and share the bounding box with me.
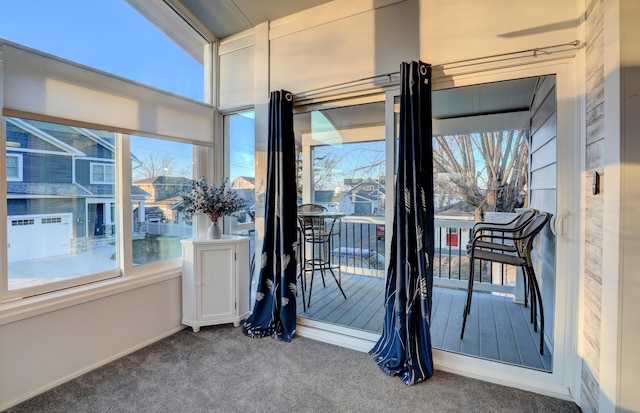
[6,153,22,181]
[0,39,217,302]
[90,162,115,184]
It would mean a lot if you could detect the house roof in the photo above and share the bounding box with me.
[234,176,255,184]
[7,182,92,197]
[6,182,149,199]
[7,118,86,157]
[133,176,192,186]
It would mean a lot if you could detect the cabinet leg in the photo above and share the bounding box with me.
[233,321,240,327]
[192,326,200,332]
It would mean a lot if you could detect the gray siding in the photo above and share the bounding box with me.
[528,75,557,348]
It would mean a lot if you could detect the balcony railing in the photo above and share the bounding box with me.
[327,213,520,297]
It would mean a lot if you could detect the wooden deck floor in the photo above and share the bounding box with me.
[297,271,552,372]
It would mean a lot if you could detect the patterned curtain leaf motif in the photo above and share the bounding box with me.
[369,61,434,385]
[243,90,298,342]
[404,187,412,213]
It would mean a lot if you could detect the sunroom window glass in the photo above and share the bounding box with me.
[225,111,255,237]
[0,0,206,101]
[6,118,118,292]
[130,135,195,266]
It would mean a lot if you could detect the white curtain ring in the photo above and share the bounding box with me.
[285,92,293,101]
[420,65,428,75]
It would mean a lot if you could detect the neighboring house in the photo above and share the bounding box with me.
[231,176,255,190]
[343,179,385,215]
[312,179,386,215]
[313,189,349,213]
[132,176,192,224]
[230,176,256,215]
[5,117,149,260]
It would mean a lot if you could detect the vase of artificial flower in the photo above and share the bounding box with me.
[180,177,245,240]
[207,221,223,239]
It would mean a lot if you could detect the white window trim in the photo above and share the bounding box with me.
[90,162,115,184]
[6,153,23,181]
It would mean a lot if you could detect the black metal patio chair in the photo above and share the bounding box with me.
[461,211,551,355]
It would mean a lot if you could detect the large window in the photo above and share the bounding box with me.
[1,8,212,301]
[0,0,206,101]
[6,118,119,292]
[4,117,202,294]
[225,111,255,238]
[130,136,196,267]
[224,109,256,294]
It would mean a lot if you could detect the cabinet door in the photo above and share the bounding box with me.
[198,245,235,322]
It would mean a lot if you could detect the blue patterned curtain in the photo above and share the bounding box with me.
[369,61,434,385]
[242,90,298,342]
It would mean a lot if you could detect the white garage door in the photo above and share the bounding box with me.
[7,213,72,262]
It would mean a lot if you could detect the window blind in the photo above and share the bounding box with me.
[1,41,213,146]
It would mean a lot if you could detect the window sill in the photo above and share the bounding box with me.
[0,265,182,327]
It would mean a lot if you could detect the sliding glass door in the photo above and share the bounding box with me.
[293,97,391,333]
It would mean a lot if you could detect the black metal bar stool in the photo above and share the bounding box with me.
[297,204,346,309]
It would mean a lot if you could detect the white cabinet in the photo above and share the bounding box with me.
[181,236,250,332]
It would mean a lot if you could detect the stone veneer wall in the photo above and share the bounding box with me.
[582,0,604,411]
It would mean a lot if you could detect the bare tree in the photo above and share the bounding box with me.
[433,130,528,213]
[312,143,385,191]
[135,152,178,180]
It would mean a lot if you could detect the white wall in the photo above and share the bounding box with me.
[420,0,579,65]
[269,0,419,94]
[600,0,640,411]
[0,275,183,410]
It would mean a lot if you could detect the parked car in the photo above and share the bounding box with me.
[376,224,385,240]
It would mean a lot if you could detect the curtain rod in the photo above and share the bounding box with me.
[294,40,582,99]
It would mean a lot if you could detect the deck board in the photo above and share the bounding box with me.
[297,272,552,371]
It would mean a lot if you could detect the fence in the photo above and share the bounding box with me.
[145,222,192,237]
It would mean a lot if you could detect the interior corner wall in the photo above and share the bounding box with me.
[0,277,184,410]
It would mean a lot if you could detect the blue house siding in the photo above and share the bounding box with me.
[6,124,64,152]
[21,153,72,183]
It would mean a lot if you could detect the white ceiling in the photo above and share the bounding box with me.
[176,0,333,39]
